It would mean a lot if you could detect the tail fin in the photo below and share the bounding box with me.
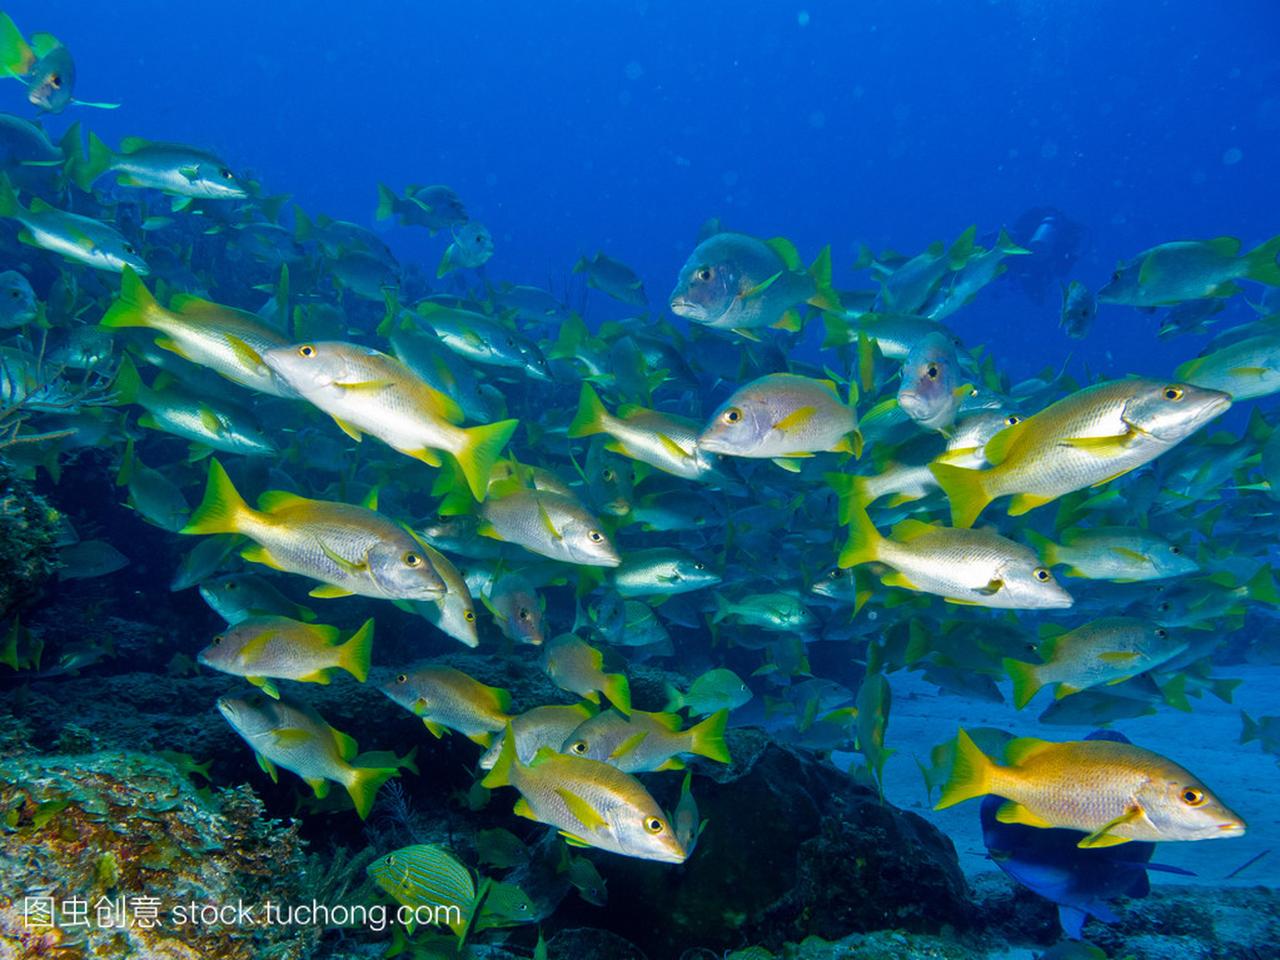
[1240,711,1259,745]
[345,764,398,820]
[828,472,872,523]
[836,498,883,568]
[181,459,254,536]
[100,265,164,330]
[1243,234,1280,287]
[111,353,143,405]
[662,682,685,713]
[0,14,34,78]
[929,461,993,529]
[711,593,733,624]
[821,311,852,348]
[1003,658,1044,710]
[481,722,519,789]
[69,130,114,192]
[567,383,610,439]
[374,184,397,222]
[0,173,23,219]
[1023,529,1060,567]
[1246,566,1280,605]
[934,729,995,810]
[116,438,137,488]
[805,245,841,312]
[602,672,631,715]
[686,709,731,764]
[453,418,519,502]
[338,618,374,683]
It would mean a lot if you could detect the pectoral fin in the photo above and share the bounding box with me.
[995,800,1054,828]
[1077,805,1142,848]
[317,539,368,575]
[555,787,609,833]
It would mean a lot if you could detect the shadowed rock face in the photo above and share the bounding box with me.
[0,460,59,622]
[553,727,970,957]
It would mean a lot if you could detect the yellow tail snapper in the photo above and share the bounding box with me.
[197,616,374,698]
[698,373,860,464]
[1002,618,1187,709]
[896,331,966,432]
[930,379,1231,528]
[482,723,687,863]
[0,15,117,113]
[73,132,247,200]
[569,383,719,481]
[199,573,316,625]
[411,543,480,648]
[461,479,621,567]
[112,356,277,456]
[216,692,400,819]
[260,340,518,500]
[560,707,731,773]
[935,729,1245,846]
[375,182,468,234]
[182,460,446,601]
[437,222,494,277]
[0,174,146,274]
[612,547,721,598]
[670,232,839,335]
[1175,328,1280,401]
[541,634,631,714]
[380,664,513,746]
[838,500,1073,609]
[101,267,293,397]
[416,302,551,381]
[574,251,647,307]
[663,667,752,716]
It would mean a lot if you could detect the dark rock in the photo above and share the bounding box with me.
[555,728,969,958]
[547,926,649,960]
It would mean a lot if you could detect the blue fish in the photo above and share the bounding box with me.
[980,730,1195,940]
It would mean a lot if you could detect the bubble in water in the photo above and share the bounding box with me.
[1222,147,1243,165]
[1040,140,1059,160]
[797,10,810,27]
[624,60,644,81]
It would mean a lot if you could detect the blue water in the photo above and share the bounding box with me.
[5,2,1280,957]
[18,0,1280,381]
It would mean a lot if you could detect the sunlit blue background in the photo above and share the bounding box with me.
[10,0,1280,381]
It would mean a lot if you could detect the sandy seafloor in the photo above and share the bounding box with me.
[879,664,1280,890]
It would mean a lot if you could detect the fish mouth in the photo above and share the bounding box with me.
[669,295,704,320]
[1218,820,1246,834]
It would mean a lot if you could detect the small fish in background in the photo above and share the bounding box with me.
[541,634,631,714]
[438,221,494,277]
[936,728,1246,846]
[217,692,399,819]
[0,270,37,328]
[375,182,469,233]
[1240,712,1280,763]
[57,539,128,580]
[72,133,247,200]
[981,730,1195,940]
[698,372,859,463]
[0,174,147,274]
[896,331,965,432]
[664,667,752,716]
[380,664,513,745]
[198,573,316,624]
[574,251,647,306]
[559,707,730,773]
[1060,281,1096,339]
[1098,234,1280,307]
[478,703,598,771]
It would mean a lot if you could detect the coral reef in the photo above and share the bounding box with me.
[0,750,316,960]
[0,459,60,622]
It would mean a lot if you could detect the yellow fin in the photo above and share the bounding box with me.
[773,406,816,433]
[740,270,783,300]
[224,334,265,370]
[332,417,363,442]
[555,787,608,833]
[240,544,286,571]
[882,570,919,590]
[309,584,355,599]
[1097,650,1141,663]
[1004,736,1055,766]
[1007,492,1055,516]
[608,731,650,760]
[1077,806,1142,849]
[995,800,1054,828]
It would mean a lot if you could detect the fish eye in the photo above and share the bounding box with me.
[694,561,705,570]
[1158,601,1171,613]
[1033,567,1052,582]
[9,290,18,299]
[1155,628,1168,639]
[926,364,940,380]
[123,243,136,254]
[1005,414,1022,425]
[829,568,841,579]
[1163,386,1184,401]
[464,609,476,622]
[695,266,713,282]
[722,407,743,425]
[404,551,422,567]
[570,740,588,754]
[643,816,665,835]
[225,581,237,590]
[506,337,515,346]
[386,855,396,865]
[298,344,316,358]
[518,607,531,622]
[1111,270,1121,283]
[220,168,234,180]
[588,530,605,543]
[396,674,408,684]
[1181,787,1205,806]
[211,635,223,645]
[50,74,62,89]
[1170,546,1181,555]
[602,469,615,482]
